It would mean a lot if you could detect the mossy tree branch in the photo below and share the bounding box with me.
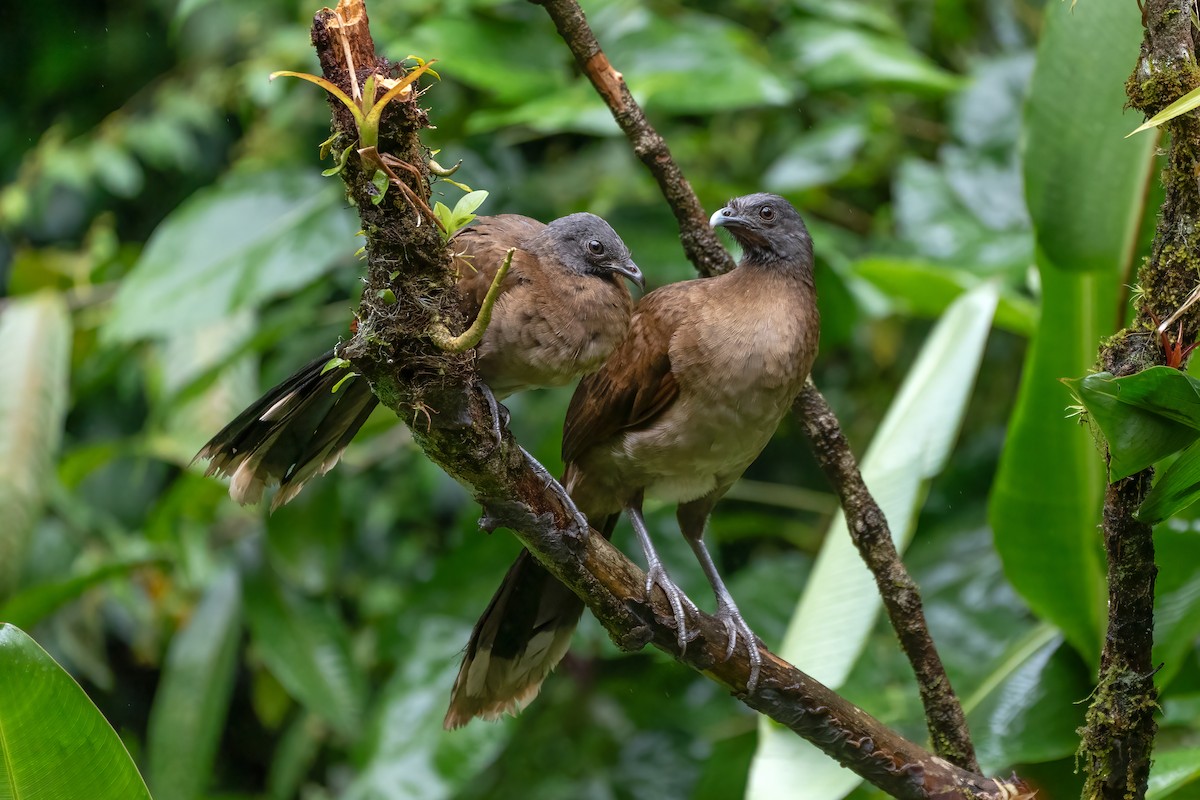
[1078,1,1200,796]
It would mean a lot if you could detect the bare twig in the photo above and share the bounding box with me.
[309,0,1021,795]
[796,381,978,770]
[530,0,734,279]
[531,0,978,772]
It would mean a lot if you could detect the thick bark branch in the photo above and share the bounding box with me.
[305,0,1022,795]
[531,0,978,773]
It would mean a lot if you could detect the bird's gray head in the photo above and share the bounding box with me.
[535,212,645,290]
[710,193,813,274]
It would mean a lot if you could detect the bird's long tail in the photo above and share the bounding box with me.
[444,514,618,729]
[194,350,377,510]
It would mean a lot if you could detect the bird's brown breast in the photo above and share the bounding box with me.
[564,265,819,516]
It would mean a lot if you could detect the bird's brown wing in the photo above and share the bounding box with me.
[452,214,544,321]
[561,284,692,465]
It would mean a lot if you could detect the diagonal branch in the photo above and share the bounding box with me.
[305,0,1017,795]
[531,0,978,772]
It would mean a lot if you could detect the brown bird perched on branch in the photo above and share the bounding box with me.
[196,212,644,509]
[445,192,819,728]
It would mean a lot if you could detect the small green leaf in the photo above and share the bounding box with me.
[331,372,358,394]
[318,132,337,160]
[452,189,489,221]
[369,169,389,205]
[321,144,354,177]
[1063,367,1200,480]
[433,201,455,241]
[321,356,352,374]
[1128,85,1200,137]
[376,288,397,304]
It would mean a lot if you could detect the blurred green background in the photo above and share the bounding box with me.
[4,0,1200,798]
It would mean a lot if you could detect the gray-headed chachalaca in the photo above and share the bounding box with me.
[196,212,643,509]
[445,193,819,728]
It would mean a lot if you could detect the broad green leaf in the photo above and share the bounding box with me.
[0,554,165,629]
[0,624,152,799]
[764,116,868,192]
[961,624,1059,718]
[892,158,1032,273]
[1063,368,1200,481]
[968,634,1090,771]
[1128,84,1200,137]
[147,566,242,800]
[407,17,566,104]
[1023,0,1155,272]
[747,284,999,800]
[343,618,509,800]
[779,21,961,95]
[991,268,1110,662]
[467,83,617,136]
[851,257,1036,337]
[0,293,71,598]
[244,569,365,740]
[993,0,1147,664]
[104,169,357,342]
[600,7,791,115]
[1153,527,1200,687]
[1138,439,1200,524]
[1147,746,1200,800]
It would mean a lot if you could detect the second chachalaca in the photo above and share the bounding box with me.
[445,193,820,728]
[196,212,643,509]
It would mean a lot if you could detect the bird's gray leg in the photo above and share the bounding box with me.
[678,499,762,692]
[627,498,699,651]
[520,445,590,539]
[474,381,506,445]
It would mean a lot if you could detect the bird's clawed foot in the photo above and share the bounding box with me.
[713,593,763,694]
[475,381,508,446]
[644,563,700,652]
[520,445,590,539]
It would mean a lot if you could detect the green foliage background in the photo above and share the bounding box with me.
[4,0,1200,798]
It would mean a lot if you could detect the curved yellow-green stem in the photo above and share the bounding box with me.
[360,61,436,148]
[429,248,513,353]
[269,71,363,126]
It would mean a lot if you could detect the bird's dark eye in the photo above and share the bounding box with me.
[587,239,605,256]
[759,205,775,221]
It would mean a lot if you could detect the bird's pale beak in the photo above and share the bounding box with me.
[613,261,645,291]
[710,206,741,228]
